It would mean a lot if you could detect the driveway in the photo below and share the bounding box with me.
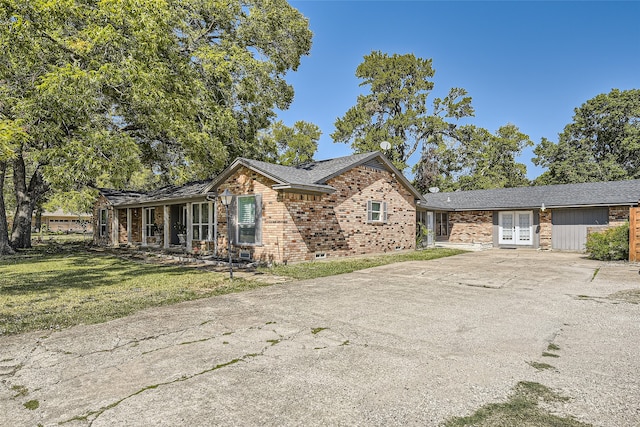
[1,250,639,426]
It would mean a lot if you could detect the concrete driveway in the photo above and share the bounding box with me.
[1,250,639,426]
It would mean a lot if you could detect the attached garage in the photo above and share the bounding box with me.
[551,207,609,251]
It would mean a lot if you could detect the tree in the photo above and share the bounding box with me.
[415,124,532,192]
[332,51,474,172]
[261,120,320,165]
[533,89,640,185]
[0,0,312,253]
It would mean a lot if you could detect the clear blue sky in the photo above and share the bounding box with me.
[275,1,640,180]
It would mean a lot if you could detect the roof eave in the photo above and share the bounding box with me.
[272,183,336,194]
[112,195,210,208]
[420,201,638,212]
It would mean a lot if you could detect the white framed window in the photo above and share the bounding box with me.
[99,209,108,237]
[367,200,387,223]
[233,194,262,245]
[192,202,213,241]
[144,207,156,237]
[436,212,448,237]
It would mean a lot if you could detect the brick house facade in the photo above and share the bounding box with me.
[421,180,640,252]
[93,152,423,263]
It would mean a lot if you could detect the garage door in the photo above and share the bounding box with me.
[552,208,608,250]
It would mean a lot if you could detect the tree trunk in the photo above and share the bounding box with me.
[34,204,43,233]
[10,152,48,249]
[0,161,15,255]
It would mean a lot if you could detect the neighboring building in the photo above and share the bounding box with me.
[93,152,423,263]
[418,180,640,251]
[40,210,93,233]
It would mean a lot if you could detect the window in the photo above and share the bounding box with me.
[144,208,156,237]
[234,195,261,245]
[435,212,448,237]
[367,200,387,223]
[192,202,213,241]
[99,209,108,237]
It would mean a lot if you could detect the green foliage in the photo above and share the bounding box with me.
[0,120,28,161]
[443,382,588,427]
[260,120,321,165]
[415,124,533,192]
[43,189,98,216]
[0,0,312,248]
[533,89,640,185]
[332,51,474,172]
[585,223,629,261]
[1,0,312,185]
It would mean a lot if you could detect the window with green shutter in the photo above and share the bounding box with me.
[235,195,261,245]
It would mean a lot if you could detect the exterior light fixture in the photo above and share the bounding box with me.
[541,203,546,212]
[218,188,234,280]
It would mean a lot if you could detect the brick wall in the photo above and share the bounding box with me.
[448,211,493,244]
[216,165,417,263]
[539,210,552,249]
[609,206,630,226]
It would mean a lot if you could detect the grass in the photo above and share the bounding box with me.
[443,381,591,427]
[527,361,556,371]
[0,244,268,335]
[260,248,466,280]
[1,244,465,336]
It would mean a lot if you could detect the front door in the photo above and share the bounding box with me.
[499,211,533,245]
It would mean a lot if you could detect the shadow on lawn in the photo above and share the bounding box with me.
[0,248,206,296]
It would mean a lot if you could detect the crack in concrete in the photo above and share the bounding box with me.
[59,351,264,426]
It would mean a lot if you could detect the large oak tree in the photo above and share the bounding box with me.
[331,51,474,172]
[533,89,640,185]
[0,0,312,253]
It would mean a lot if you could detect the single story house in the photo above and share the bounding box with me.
[418,179,640,251]
[93,152,423,263]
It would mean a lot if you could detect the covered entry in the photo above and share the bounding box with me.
[552,207,608,251]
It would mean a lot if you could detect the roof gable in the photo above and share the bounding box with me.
[206,151,424,199]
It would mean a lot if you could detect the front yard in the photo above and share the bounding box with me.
[0,243,464,335]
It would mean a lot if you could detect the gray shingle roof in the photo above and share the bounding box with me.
[222,152,378,186]
[101,181,211,207]
[101,152,425,207]
[208,151,424,199]
[422,179,640,211]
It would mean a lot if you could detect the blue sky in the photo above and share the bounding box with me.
[275,1,640,180]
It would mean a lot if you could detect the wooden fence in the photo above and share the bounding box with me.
[630,207,640,262]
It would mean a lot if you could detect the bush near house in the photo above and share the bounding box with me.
[585,222,629,261]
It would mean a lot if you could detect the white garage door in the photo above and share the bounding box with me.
[552,208,608,251]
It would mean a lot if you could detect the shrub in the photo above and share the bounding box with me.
[585,222,629,261]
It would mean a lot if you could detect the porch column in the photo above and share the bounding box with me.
[213,200,218,256]
[142,208,147,246]
[163,205,170,249]
[186,202,193,251]
[111,208,119,247]
[126,208,132,245]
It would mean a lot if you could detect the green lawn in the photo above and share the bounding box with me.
[0,245,265,335]
[1,245,464,336]
[261,248,466,280]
